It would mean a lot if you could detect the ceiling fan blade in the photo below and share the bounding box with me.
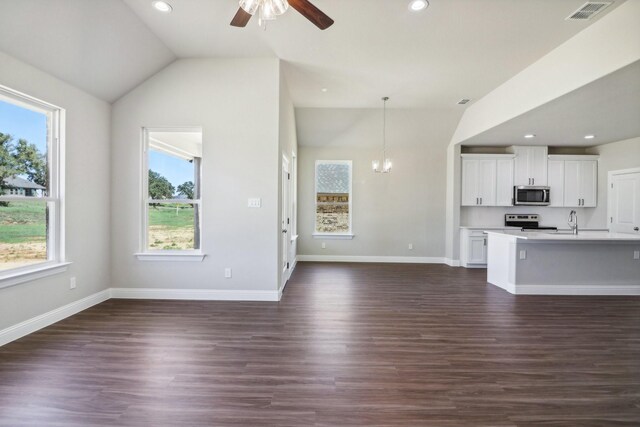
[288,0,334,30]
[230,7,252,27]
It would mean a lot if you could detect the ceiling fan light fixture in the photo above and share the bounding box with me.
[240,0,289,17]
[239,0,260,15]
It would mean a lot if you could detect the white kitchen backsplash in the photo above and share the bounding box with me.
[461,206,606,229]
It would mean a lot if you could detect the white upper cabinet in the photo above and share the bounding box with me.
[496,159,514,206]
[512,146,548,186]
[548,155,598,208]
[461,155,514,207]
[547,159,565,207]
[563,159,597,207]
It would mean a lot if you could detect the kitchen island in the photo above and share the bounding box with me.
[485,230,640,295]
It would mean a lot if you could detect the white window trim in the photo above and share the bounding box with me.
[134,252,205,262]
[0,85,67,285]
[0,262,71,290]
[312,233,355,240]
[138,127,205,259]
[314,159,353,236]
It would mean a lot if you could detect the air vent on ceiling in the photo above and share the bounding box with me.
[457,98,471,105]
[566,2,612,20]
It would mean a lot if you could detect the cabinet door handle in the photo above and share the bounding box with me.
[483,238,487,246]
[532,178,535,185]
[633,227,639,231]
[480,197,483,205]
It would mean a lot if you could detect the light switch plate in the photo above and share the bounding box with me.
[634,250,639,260]
[519,250,526,260]
[248,198,261,208]
[224,268,232,278]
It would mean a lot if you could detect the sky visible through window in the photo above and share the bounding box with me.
[149,150,194,191]
[0,99,47,155]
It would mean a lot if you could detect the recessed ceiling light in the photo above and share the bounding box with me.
[152,1,172,13]
[321,88,328,93]
[409,0,429,12]
[584,134,595,139]
[524,134,536,139]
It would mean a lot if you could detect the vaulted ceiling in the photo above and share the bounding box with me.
[0,0,624,108]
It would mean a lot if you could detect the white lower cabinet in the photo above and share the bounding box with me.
[460,229,488,267]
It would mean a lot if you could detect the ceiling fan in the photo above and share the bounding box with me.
[230,0,334,30]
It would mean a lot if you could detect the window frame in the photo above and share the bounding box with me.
[0,84,68,288]
[136,127,205,261]
[312,159,354,239]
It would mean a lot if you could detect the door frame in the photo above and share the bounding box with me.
[281,154,291,288]
[607,167,640,231]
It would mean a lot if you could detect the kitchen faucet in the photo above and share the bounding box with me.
[568,210,578,235]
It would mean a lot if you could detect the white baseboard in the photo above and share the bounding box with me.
[297,255,447,264]
[0,289,111,347]
[515,283,640,295]
[110,287,280,301]
[444,258,461,267]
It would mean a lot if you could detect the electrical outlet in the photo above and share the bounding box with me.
[70,277,77,290]
[634,250,640,260]
[321,242,326,249]
[224,268,232,278]
[408,243,413,250]
[519,250,527,260]
[248,198,261,208]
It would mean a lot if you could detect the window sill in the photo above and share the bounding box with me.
[312,233,355,240]
[0,262,72,290]
[135,252,206,262]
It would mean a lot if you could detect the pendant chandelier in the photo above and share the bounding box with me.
[372,97,392,173]
[239,0,289,26]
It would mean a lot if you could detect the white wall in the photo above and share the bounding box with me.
[297,109,460,259]
[584,136,640,227]
[110,58,281,293]
[451,0,640,145]
[0,51,111,330]
[278,66,298,289]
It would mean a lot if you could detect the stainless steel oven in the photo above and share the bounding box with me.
[513,186,550,206]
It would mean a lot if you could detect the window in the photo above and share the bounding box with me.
[138,128,203,260]
[314,160,353,238]
[0,85,64,281]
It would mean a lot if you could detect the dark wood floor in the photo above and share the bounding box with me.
[1,263,639,426]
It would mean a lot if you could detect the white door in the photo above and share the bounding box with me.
[478,159,497,206]
[496,159,514,206]
[281,156,290,283]
[579,160,597,207]
[461,159,479,206]
[610,171,640,234]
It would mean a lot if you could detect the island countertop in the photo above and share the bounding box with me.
[484,230,640,242]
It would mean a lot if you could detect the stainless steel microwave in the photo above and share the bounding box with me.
[513,186,550,206]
